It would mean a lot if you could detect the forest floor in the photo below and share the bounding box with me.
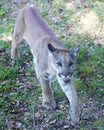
[0,0,104,130]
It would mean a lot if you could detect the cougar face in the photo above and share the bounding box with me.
[48,44,80,83]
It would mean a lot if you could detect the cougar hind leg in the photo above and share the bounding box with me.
[11,32,22,60]
[11,12,25,60]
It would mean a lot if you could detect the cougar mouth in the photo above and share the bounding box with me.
[58,73,73,82]
[64,79,71,83]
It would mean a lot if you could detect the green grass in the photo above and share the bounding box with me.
[93,115,104,130]
[0,6,8,16]
[0,0,104,129]
[0,40,10,49]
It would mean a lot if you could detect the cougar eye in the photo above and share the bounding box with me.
[69,62,73,66]
[56,62,62,67]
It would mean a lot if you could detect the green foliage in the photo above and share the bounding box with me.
[94,4,104,22]
[0,65,17,80]
[77,47,88,62]
[73,78,84,90]
[65,10,73,21]
[100,0,104,2]
[53,84,65,101]
[0,6,7,16]
[0,40,10,49]
[0,27,5,34]
[27,67,35,74]
[75,44,104,97]
[0,0,104,129]
[94,115,104,129]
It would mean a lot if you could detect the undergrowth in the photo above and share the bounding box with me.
[0,0,104,130]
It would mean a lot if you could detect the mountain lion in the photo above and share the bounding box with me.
[11,6,80,127]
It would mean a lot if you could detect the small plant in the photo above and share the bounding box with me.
[0,6,7,16]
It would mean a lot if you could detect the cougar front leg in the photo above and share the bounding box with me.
[11,31,23,60]
[40,76,56,110]
[58,79,80,127]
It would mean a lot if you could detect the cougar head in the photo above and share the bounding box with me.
[48,43,80,83]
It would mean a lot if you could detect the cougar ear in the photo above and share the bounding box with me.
[48,43,57,53]
[71,45,80,57]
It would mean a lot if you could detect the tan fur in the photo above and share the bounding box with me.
[11,6,80,127]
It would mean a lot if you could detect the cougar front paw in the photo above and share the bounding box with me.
[42,101,56,110]
[70,120,80,129]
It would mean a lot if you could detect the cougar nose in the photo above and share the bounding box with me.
[62,72,70,77]
[59,72,72,78]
